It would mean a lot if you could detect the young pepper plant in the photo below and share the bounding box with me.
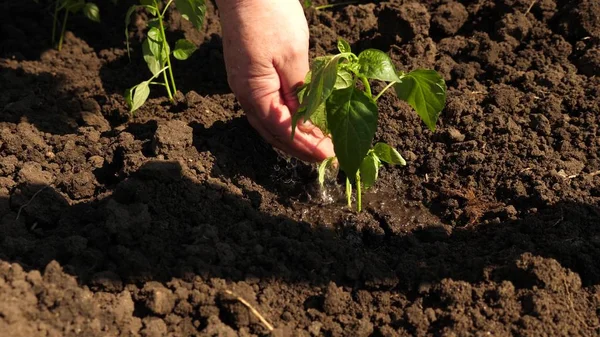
[48,0,100,51]
[124,0,206,113]
[293,39,446,211]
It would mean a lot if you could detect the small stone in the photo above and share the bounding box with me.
[308,321,323,336]
[446,127,465,143]
[0,155,18,175]
[432,2,469,36]
[404,151,418,162]
[80,111,110,132]
[80,98,101,113]
[0,177,15,190]
[152,120,193,156]
[503,205,518,218]
[185,91,203,106]
[59,171,97,200]
[140,317,167,337]
[17,162,54,185]
[322,282,351,315]
[142,282,175,315]
[89,155,104,168]
[347,318,374,337]
[531,114,551,136]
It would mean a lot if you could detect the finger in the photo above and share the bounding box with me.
[246,112,323,162]
[296,119,316,133]
[246,94,335,163]
[274,45,309,110]
[265,99,335,161]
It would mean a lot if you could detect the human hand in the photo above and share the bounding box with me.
[216,0,335,162]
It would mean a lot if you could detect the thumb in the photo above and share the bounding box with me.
[274,48,316,133]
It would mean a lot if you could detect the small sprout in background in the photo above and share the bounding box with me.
[125,0,206,114]
[50,0,101,51]
[294,38,446,211]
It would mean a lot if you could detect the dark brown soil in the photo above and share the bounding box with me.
[1,0,600,336]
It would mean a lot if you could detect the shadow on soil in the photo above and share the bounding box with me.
[1,160,600,296]
[0,66,84,135]
[190,117,318,205]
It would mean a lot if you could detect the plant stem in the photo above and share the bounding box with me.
[346,177,352,208]
[360,76,372,98]
[151,0,176,101]
[374,81,397,101]
[52,0,60,45]
[57,10,69,51]
[157,16,177,98]
[162,0,174,16]
[162,69,174,101]
[314,1,357,10]
[356,172,362,212]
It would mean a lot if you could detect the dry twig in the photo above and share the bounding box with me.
[525,0,537,14]
[15,186,49,221]
[224,290,274,332]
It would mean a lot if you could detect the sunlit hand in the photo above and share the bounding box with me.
[216,0,335,162]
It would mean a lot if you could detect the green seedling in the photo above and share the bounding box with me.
[125,0,206,113]
[48,0,100,51]
[294,39,446,211]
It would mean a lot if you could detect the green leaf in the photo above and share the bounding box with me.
[337,39,351,53]
[373,142,406,165]
[146,27,170,63]
[175,0,206,30]
[318,157,335,187]
[142,39,162,75]
[82,3,100,22]
[335,69,353,90]
[309,102,328,135]
[345,177,352,208]
[327,86,378,178]
[394,69,446,131]
[173,39,197,60]
[147,26,162,44]
[301,54,344,120]
[144,27,163,56]
[360,153,380,189]
[128,81,150,113]
[293,54,351,139]
[357,49,400,82]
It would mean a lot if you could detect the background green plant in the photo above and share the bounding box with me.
[294,39,447,211]
[40,0,101,51]
[125,0,206,114]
